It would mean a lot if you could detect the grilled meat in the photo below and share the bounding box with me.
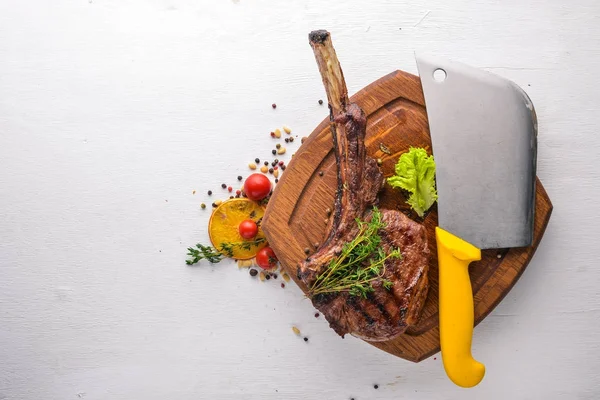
[297,30,430,342]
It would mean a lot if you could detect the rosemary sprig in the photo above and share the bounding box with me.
[308,207,402,298]
[218,237,266,258]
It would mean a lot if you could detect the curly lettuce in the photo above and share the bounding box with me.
[387,147,437,217]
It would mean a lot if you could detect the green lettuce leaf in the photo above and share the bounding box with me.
[387,147,437,217]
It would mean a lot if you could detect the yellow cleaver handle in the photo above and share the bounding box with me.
[436,227,485,388]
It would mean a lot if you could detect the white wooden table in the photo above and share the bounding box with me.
[1,1,599,399]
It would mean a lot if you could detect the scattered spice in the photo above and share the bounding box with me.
[278,161,284,166]
[272,103,277,109]
[314,312,320,318]
[229,196,234,199]
[281,165,286,171]
[237,175,242,181]
[292,326,301,335]
[264,161,269,166]
[301,136,308,143]
[201,203,206,209]
[303,337,309,342]
[208,190,212,195]
[379,143,391,155]
[272,129,282,138]
[192,190,196,195]
[374,384,379,389]
[277,147,286,155]
[325,208,332,216]
[281,283,285,288]
[272,149,277,155]
[212,202,218,208]
[249,268,258,277]
[265,273,271,280]
[283,125,291,134]
[221,183,227,189]
[377,158,383,166]
[260,166,268,173]
[273,273,278,279]
[214,200,222,206]
[275,178,279,183]
[318,99,323,105]
[259,271,266,281]
[285,138,289,143]
[304,247,310,254]
[282,273,290,282]
[248,163,257,170]
[274,170,279,178]
[318,171,324,177]
[289,137,294,142]
[255,158,260,164]
[228,186,233,192]
[276,143,281,149]
[269,168,274,174]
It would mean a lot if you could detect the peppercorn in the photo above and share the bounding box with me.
[314,312,320,318]
[255,158,260,164]
[271,161,276,167]
[318,171,324,177]
[249,269,258,277]
[229,196,234,199]
[201,203,206,209]
[221,183,226,189]
[272,103,276,109]
[212,202,217,208]
[237,176,242,181]
[228,186,232,192]
[318,99,323,105]
[273,274,278,279]
[274,166,278,170]
[265,273,271,280]
[275,179,279,183]
[374,385,379,389]
[304,248,310,254]
[289,137,294,142]
[272,149,276,155]
[281,283,285,288]
[264,161,269,166]
[269,168,274,174]
[273,158,278,164]
[303,337,308,342]
[278,161,284,166]
[276,143,281,149]
[281,165,286,171]
[236,190,241,195]
[285,138,289,143]
[207,190,212,195]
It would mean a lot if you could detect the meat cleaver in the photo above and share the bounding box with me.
[415,55,537,388]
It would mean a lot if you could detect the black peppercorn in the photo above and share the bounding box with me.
[221,183,226,189]
[276,143,281,149]
[212,202,217,208]
[249,269,258,277]
[265,273,271,280]
[289,137,294,142]
[272,103,276,109]
[255,158,260,164]
[269,168,274,174]
[314,312,320,318]
[207,190,212,195]
[318,171,324,177]
[229,196,234,199]
[303,337,308,342]
[374,384,379,389]
[285,138,289,143]
[273,274,278,279]
[264,161,269,166]
[272,149,276,155]
[273,159,278,164]
[304,248,310,254]
[318,99,323,105]
[275,179,279,183]
[281,165,286,171]
[237,175,242,181]
[281,283,285,288]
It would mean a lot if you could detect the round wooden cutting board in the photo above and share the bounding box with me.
[261,70,553,362]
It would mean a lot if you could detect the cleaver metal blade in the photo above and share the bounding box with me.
[415,54,538,388]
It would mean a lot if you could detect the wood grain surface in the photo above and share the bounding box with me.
[262,69,553,362]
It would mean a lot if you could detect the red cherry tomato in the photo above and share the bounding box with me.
[243,173,272,201]
[256,246,278,270]
[238,219,258,239]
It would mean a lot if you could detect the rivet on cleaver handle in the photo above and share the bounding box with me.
[416,54,538,388]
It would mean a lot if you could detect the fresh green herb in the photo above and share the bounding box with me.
[185,237,266,265]
[382,279,394,290]
[186,244,224,265]
[218,237,266,258]
[387,147,437,217]
[309,208,402,298]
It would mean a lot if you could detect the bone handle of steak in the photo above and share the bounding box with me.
[309,30,349,115]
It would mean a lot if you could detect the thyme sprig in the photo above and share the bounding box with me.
[308,207,402,298]
[185,237,267,265]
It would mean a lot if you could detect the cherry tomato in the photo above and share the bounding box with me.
[238,219,258,239]
[243,173,272,201]
[256,246,278,270]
